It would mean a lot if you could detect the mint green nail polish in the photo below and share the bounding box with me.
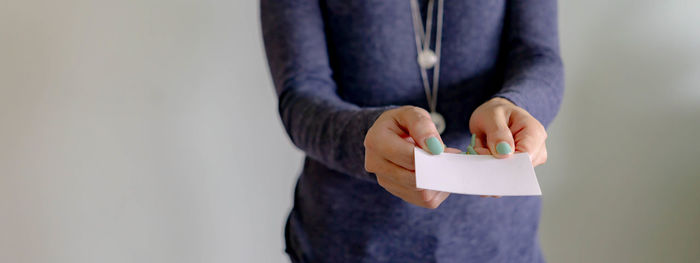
[467,146,478,155]
[496,142,512,155]
[425,137,444,155]
[470,135,476,146]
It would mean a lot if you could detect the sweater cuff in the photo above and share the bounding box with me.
[343,106,398,182]
[493,79,560,128]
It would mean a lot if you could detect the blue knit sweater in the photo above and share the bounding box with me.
[261,0,564,262]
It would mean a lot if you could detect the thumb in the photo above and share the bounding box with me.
[395,107,444,155]
[478,114,514,159]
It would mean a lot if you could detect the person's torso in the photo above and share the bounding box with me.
[287,1,544,262]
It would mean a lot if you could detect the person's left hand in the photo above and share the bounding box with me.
[468,97,548,167]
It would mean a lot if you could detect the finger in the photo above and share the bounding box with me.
[511,116,547,166]
[480,112,515,158]
[420,189,441,202]
[395,107,444,155]
[532,144,548,167]
[403,136,416,145]
[377,176,422,203]
[473,136,491,155]
[473,147,491,155]
[512,122,547,156]
[513,132,543,166]
[444,147,462,154]
[367,128,417,170]
[428,191,450,206]
[366,152,417,187]
[379,177,443,209]
[420,189,449,209]
[532,142,546,167]
[513,133,541,155]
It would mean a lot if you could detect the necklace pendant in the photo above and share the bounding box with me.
[418,49,438,69]
[430,111,446,134]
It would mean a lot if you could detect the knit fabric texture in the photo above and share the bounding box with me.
[261,0,564,262]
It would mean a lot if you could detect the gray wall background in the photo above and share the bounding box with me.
[1,0,698,262]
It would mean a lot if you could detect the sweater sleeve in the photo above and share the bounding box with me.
[494,0,565,127]
[260,0,392,181]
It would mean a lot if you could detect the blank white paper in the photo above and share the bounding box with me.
[414,147,541,196]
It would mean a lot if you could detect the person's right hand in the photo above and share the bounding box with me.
[364,106,455,209]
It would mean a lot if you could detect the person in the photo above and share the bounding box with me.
[261,0,563,262]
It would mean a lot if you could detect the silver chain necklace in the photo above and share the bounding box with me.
[410,0,445,134]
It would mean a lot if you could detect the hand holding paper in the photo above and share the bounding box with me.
[414,147,542,196]
[364,106,453,209]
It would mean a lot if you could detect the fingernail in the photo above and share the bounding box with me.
[496,142,512,155]
[425,137,444,155]
[467,146,478,155]
[470,135,476,146]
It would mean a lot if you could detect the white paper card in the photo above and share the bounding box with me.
[414,147,541,196]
